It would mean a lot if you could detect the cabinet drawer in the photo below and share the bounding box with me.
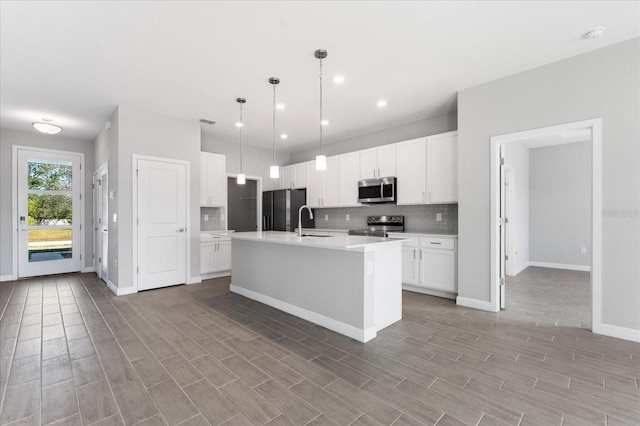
[201,234,231,243]
[420,237,454,250]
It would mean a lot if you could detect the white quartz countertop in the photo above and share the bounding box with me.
[387,231,458,238]
[229,231,408,250]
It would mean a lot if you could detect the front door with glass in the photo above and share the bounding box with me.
[17,148,83,277]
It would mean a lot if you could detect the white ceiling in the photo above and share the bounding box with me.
[1,1,638,153]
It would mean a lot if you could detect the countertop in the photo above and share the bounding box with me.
[300,228,458,238]
[229,231,408,250]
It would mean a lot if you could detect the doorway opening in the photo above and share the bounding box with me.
[491,119,602,332]
[13,146,84,278]
[227,176,262,232]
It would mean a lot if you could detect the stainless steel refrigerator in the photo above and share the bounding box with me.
[262,189,314,232]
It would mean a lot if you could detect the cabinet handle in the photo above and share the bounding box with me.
[422,192,425,202]
[413,249,416,259]
[419,250,422,260]
[430,242,442,245]
[373,168,376,178]
[428,192,432,202]
[378,168,381,177]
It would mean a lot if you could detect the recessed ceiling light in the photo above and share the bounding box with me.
[276,103,285,110]
[32,118,62,135]
[583,27,605,40]
[235,122,243,127]
[321,120,329,126]
[333,75,345,84]
[280,134,288,139]
[376,100,387,108]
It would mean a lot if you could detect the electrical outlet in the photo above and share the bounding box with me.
[324,214,328,221]
[436,213,442,222]
[346,214,350,221]
[220,213,225,221]
[204,214,209,222]
[580,247,587,254]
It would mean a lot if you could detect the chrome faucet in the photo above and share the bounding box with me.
[298,205,314,237]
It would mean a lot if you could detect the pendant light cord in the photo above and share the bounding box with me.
[273,83,276,164]
[239,102,243,173]
[319,56,323,156]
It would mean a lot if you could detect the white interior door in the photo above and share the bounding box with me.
[137,158,187,291]
[504,167,514,277]
[499,145,506,309]
[17,149,83,277]
[94,164,108,281]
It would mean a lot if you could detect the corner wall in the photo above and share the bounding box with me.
[458,38,640,333]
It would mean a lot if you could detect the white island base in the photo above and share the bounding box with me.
[228,232,404,343]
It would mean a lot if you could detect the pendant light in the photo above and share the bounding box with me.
[315,49,327,171]
[236,97,246,185]
[269,77,280,179]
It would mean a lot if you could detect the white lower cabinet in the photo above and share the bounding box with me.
[392,233,457,298]
[200,234,231,277]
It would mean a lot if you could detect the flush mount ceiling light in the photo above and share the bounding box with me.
[583,27,605,40]
[376,100,388,108]
[269,77,280,179]
[315,49,328,171]
[333,75,345,84]
[321,120,329,126]
[280,134,288,140]
[32,118,62,135]
[236,97,246,185]
[276,103,285,110]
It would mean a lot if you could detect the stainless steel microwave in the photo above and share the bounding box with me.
[358,177,396,203]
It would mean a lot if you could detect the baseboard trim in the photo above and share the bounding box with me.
[106,279,136,296]
[201,271,231,280]
[456,296,497,312]
[230,283,377,342]
[403,284,456,300]
[528,261,591,272]
[593,322,640,343]
[81,267,95,273]
[187,276,202,285]
[0,274,16,282]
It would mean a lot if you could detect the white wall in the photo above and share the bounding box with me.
[529,141,591,268]
[503,142,529,275]
[201,133,290,191]
[458,38,639,332]
[0,128,94,278]
[114,106,201,289]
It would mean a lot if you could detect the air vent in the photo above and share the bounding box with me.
[199,119,216,125]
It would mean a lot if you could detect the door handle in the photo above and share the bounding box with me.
[176,228,186,232]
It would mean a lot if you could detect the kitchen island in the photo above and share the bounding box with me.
[228,231,406,342]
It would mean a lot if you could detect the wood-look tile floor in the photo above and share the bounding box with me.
[0,270,638,426]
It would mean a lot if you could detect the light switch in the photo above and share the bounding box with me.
[109,190,115,199]
[580,247,587,254]
[113,213,117,223]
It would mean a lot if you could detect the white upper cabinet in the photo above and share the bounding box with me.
[306,158,339,208]
[359,145,396,180]
[338,152,360,207]
[396,137,427,205]
[426,131,458,203]
[200,152,226,206]
[280,162,308,189]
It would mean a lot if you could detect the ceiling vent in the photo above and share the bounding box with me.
[199,119,216,125]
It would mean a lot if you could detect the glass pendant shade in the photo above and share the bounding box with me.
[270,165,280,178]
[237,173,246,185]
[315,155,327,171]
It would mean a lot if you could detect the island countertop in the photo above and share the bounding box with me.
[229,230,407,250]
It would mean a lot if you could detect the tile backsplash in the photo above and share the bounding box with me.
[200,207,225,231]
[313,203,458,234]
